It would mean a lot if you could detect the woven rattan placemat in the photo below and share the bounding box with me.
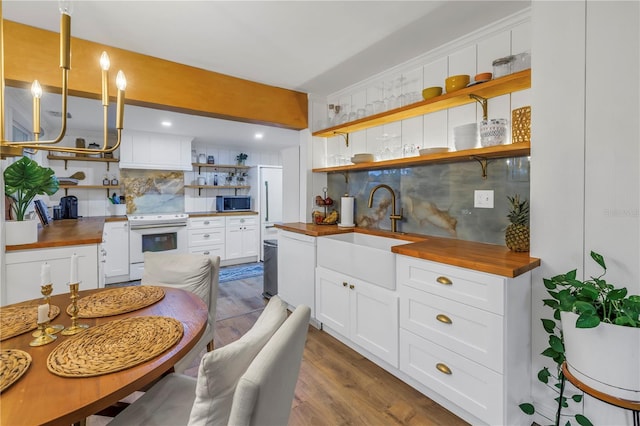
[0,305,61,341]
[47,316,183,377]
[68,286,165,318]
[0,349,32,392]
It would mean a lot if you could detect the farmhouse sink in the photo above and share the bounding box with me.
[317,232,411,290]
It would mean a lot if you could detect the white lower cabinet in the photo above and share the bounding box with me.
[396,255,532,425]
[277,230,316,318]
[225,216,258,262]
[316,266,399,367]
[188,217,225,259]
[4,244,99,305]
[102,221,130,284]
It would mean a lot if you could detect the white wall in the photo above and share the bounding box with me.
[531,1,639,424]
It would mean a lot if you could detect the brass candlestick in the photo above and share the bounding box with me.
[61,282,89,335]
[29,312,56,347]
[32,283,64,337]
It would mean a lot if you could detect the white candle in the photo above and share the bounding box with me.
[70,253,79,283]
[41,262,51,285]
[37,304,49,324]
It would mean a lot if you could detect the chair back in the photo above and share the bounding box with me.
[227,304,311,426]
[141,252,220,323]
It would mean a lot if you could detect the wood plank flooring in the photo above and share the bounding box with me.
[213,275,469,426]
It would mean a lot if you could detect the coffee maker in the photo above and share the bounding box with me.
[60,195,78,219]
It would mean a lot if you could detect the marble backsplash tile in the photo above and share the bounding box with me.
[328,156,530,245]
[121,169,185,214]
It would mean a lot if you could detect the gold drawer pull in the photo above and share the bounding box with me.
[436,363,452,375]
[436,276,452,285]
[436,314,452,324]
[343,282,348,287]
[349,284,355,290]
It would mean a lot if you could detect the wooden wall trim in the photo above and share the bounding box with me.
[3,20,308,130]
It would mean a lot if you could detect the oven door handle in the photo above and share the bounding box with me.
[130,223,187,230]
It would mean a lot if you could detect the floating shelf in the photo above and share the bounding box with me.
[192,163,251,174]
[312,69,531,138]
[58,184,120,196]
[47,154,119,171]
[184,184,251,196]
[312,142,531,178]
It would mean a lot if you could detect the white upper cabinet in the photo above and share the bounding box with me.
[120,129,193,170]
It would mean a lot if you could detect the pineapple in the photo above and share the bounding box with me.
[505,195,530,252]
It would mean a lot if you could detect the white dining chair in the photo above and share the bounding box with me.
[141,252,220,373]
[109,297,309,426]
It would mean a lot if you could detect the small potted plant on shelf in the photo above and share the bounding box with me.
[3,156,59,245]
[236,152,248,166]
[520,250,640,425]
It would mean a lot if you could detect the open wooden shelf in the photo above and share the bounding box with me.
[192,163,250,173]
[312,69,531,138]
[47,154,119,171]
[58,184,120,196]
[184,184,251,196]
[312,142,530,175]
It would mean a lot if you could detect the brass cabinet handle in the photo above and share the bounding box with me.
[343,282,348,287]
[349,284,355,290]
[436,314,452,324]
[203,221,210,225]
[204,234,210,238]
[203,251,210,255]
[436,363,452,375]
[436,276,452,285]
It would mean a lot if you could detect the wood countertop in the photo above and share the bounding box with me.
[5,217,105,251]
[188,211,258,217]
[275,222,540,278]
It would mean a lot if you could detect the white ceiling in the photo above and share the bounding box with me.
[3,0,530,149]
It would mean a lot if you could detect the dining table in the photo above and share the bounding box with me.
[0,285,208,426]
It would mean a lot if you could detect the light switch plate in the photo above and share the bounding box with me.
[474,190,494,208]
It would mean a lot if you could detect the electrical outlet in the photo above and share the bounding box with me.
[474,190,494,208]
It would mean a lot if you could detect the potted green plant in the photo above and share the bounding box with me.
[236,152,248,166]
[4,156,59,244]
[520,251,640,425]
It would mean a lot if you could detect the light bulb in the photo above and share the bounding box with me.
[116,71,127,91]
[58,0,73,15]
[100,52,110,71]
[31,80,43,99]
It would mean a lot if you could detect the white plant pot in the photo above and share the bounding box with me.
[5,219,39,245]
[561,311,640,401]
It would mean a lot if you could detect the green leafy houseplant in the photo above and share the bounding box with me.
[236,152,248,164]
[520,251,640,426]
[4,156,59,220]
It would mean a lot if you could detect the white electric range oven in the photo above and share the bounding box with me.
[127,213,189,280]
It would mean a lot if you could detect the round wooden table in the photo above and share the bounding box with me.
[0,286,208,426]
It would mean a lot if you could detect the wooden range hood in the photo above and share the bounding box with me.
[2,20,308,132]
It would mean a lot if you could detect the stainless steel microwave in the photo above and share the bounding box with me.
[216,195,251,212]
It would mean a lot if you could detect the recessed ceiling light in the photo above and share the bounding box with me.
[161,121,172,127]
[254,133,264,139]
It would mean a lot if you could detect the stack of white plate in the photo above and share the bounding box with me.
[351,153,374,163]
[453,123,479,151]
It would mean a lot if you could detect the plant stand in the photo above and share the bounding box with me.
[559,362,640,426]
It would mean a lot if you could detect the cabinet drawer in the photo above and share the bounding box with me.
[189,229,225,247]
[400,329,503,425]
[190,245,225,258]
[397,255,505,314]
[226,216,257,227]
[400,287,503,372]
[189,217,225,229]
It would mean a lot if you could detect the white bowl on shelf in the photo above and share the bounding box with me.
[351,153,374,163]
[453,123,479,150]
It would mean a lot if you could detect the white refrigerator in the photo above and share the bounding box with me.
[251,165,283,260]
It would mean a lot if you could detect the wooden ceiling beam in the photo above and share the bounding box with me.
[3,20,308,131]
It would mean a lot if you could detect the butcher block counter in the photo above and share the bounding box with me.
[5,217,111,251]
[275,222,539,278]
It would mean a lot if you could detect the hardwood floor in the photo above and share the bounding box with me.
[213,275,469,426]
